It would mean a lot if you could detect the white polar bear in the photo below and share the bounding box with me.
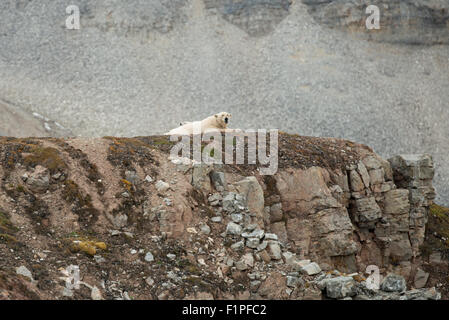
[165,112,232,135]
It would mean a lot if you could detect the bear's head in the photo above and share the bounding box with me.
[214,112,232,128]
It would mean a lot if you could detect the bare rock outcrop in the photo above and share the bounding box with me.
[303,0,449,45]
[0,133,444,300]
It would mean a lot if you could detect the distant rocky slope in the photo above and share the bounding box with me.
[0,101,72,138]
[1,0,448,208]
[303,0,449,44]
[0,133,447,300]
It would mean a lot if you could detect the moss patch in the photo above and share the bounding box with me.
[62,180,90,206]
[429,203,449,243]
[54,140,105,195]
[421,204,449,259]
[430,204,449,225]
[176,259,201,275]
[0,210,20,247]
[62,180,99,228]
[0,138,38,173]
[71,240,107,256]
[420,203,449,300]
[121,179,133,193]
[111,190,146,231]
[22,194,51,234]
[0,233,18,244]
[23,146,67,174]
[0,210,17,234]
[63,232,108,257]
[105,137,158,169]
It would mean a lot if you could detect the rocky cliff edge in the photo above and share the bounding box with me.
[0,133,447,300]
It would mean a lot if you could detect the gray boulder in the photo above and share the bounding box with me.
[325,276,357,299]
[226,222,242,236]
[380,274,406,292]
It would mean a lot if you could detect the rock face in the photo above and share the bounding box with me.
[275,166,358,269]
[414,268,429,289]
[204,0,292,36]
[265,147,436,275]
[303,0,449,45]
[0,133,443,300]
[25,165,50,194]
[389,154,436,256]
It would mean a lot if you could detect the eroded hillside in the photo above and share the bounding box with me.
[0,133,447,300]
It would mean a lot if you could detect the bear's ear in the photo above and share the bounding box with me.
[215,114,218,118]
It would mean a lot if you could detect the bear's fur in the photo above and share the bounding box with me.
[166,112,232,135]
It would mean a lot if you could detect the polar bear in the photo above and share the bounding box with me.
[166,112,232,135]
